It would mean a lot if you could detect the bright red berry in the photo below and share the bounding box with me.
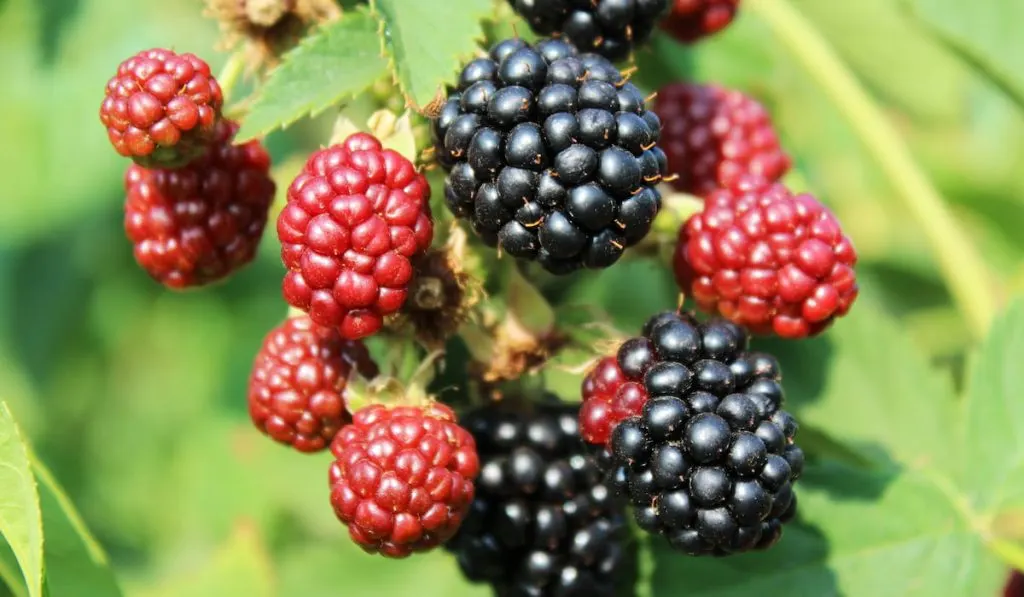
[124,119,275,289]
[278,133,433,340]
[656,83,790,197]
[328,402,479,558]
[248,314,379,453]
[673,176,859,338]
[101,48,224,168]
[660,0,741,44]
[579,356,650,446]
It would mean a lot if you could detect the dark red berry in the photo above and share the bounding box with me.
[673,175,859,338]
[278,133,433,340]
[656,83,790,196]
[328,402,479,558]
[101,48,224,168]
[123,119,275,289]
[1005,570,1024,597]
[248,314,378,453]
[660,0,740,44]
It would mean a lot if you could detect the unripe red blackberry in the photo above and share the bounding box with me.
[101,48,224,168]
[124,119,275,289]
[446,400,635,596]
[278,133,434,340]
[507,0,669,62]
[248,314,378,453]
[660,0,740,44]
[674,176,858,338]
[581,310,804,556]
[329,402,479,558]
[432,38,668,274]
[656,83,790,196]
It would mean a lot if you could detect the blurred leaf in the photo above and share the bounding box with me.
[904,0,1024,111]
[792,0,967,122]
[374,0,491,110]
[960,298,1024,512]
[133,523,274,597]
[278,541,489,597]
[652,461,1003,596]
[0,537,27,597]
[32,458,122,597]
[0,403,42,597]
[779,287,958,471]
[236,9,388,141]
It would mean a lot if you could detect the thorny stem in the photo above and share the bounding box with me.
[749,0,999,340]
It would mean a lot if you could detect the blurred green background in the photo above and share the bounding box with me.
[1,0,1023,595]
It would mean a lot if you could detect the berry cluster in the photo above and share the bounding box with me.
[432,38,668,274]
[100,0,862,589]
[447,402,634,596]
[581,311,804,555]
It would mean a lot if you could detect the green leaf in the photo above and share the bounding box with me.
[0,403,42,597]
[236,8,389,141]
[652,461,1004,597]
[772,302,958,471]
[32,458,123,597]
[960,298,1024,512]
[375,0,492,111]
[904,0,1024,111]
[132,523,274,597]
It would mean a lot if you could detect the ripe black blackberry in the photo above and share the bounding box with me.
[585,311,804,556]
[507,0,670,62]
[446,400,635,596]
[431,38,668,274]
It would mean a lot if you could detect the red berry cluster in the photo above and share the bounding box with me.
[102,49,275,289]
[278,133,433,340]
[328,403,479,557]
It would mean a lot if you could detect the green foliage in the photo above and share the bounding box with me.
[3,0,1024,595]
[373,0,492,110]
[0,403,122,597]
[0,403,42,597]
[236,8,389,141]
[905,0,1024,111]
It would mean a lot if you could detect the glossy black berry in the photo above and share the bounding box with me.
[507,0,669,62]
[589,311,806,556]
[447,401,634,597]
[433,38,668,274]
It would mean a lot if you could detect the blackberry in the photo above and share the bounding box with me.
[432,38,668,274]
[446,400,635,596]
[507,0,670,62]
[581,311,803,555]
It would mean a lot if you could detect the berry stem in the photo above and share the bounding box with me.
[748,0,999,339]
[217,51,246,106]
[989,537,1024,573]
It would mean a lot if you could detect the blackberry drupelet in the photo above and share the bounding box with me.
[446,401,635,596]
[580,311,804,556]
[507,0,670,62]
[432,38,669,274]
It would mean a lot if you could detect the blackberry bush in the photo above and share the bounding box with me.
[431,38,669,274]
[447,401,635,596]
[57,1,1022,596]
